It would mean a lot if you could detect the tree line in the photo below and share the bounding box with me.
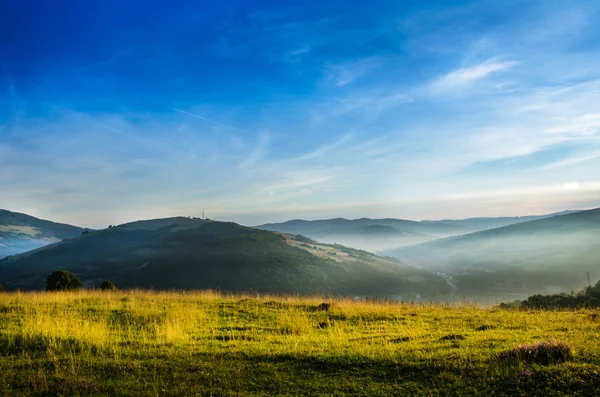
[0,270,116,292]
[502,280,600,309]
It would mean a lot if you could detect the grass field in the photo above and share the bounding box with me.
[0,291,599,396]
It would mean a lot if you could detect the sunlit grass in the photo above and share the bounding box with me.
[0,290,599,395]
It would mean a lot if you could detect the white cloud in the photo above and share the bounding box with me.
[429,60,518,92]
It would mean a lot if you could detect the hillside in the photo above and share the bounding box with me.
[255,210,578,253]
[0,209,85,259]
[389,208,600,299]
[0,217,451,297]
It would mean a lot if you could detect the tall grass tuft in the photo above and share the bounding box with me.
[500,340,572,365]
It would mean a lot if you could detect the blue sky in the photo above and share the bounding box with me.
[2,0,600,227]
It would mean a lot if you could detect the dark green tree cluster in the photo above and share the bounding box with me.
[44,271,118,292]
[46,270,83,291]
[519,294,600,309]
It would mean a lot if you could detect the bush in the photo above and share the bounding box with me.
[99,280,117,291]
[500,340,572,365]
[0,283,4,292]
[46,271,83,291]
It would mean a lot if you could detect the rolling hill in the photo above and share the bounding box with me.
[0,209,86,259]
[388,208,600,299]
[0,217,452,298]
[255,210,580,253]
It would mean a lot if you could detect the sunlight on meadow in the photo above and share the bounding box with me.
[1,291,599,395]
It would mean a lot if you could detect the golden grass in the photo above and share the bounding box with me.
[0,290,599,395]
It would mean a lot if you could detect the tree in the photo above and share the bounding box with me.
[0,283,4,292]
[99,280,117,291]
[46,270,82,291]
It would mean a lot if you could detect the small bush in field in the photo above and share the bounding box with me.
[99,280,117,291]
[500,340,572,365]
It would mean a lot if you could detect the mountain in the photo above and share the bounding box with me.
[0,209,86,259]
[388,208,600,299]
[255,210,580,253]
[0,217,452,298]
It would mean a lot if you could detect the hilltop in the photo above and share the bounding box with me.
[389,208,600,299]
[0,209,85,259]
[0,217,451,297]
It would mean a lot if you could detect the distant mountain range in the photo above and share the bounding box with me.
[0,217,451,297]
[388,208,600,299]
[255,210,581,252]
[2,207,595,299]
[0,209,85,259]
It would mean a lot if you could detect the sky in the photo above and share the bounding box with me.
[1,0,600,228]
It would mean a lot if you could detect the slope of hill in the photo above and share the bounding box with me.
[422,210,581,231]
[255,210,579,253]
[0,209,85,259]
[0,217,451,297]
[388,208,600,299]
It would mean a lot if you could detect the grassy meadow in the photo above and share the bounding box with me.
[0,291,599,396]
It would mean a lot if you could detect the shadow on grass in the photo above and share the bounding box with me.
[2,351,600,396]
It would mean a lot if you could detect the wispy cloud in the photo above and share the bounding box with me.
[173,108,239,130]
[292,133,353,161]
[4,0,600,227]
[428,60,518,92]
[238,132,270,169]
[325,56,384,86]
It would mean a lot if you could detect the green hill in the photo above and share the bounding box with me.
[388,208,600,299]
[0,217,451,297]
[0,209,85,259]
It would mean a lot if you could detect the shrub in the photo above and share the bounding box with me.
[99,280,117,291]
[46,271,83,291]
[0,283,3,292]
[500,340,572,365]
